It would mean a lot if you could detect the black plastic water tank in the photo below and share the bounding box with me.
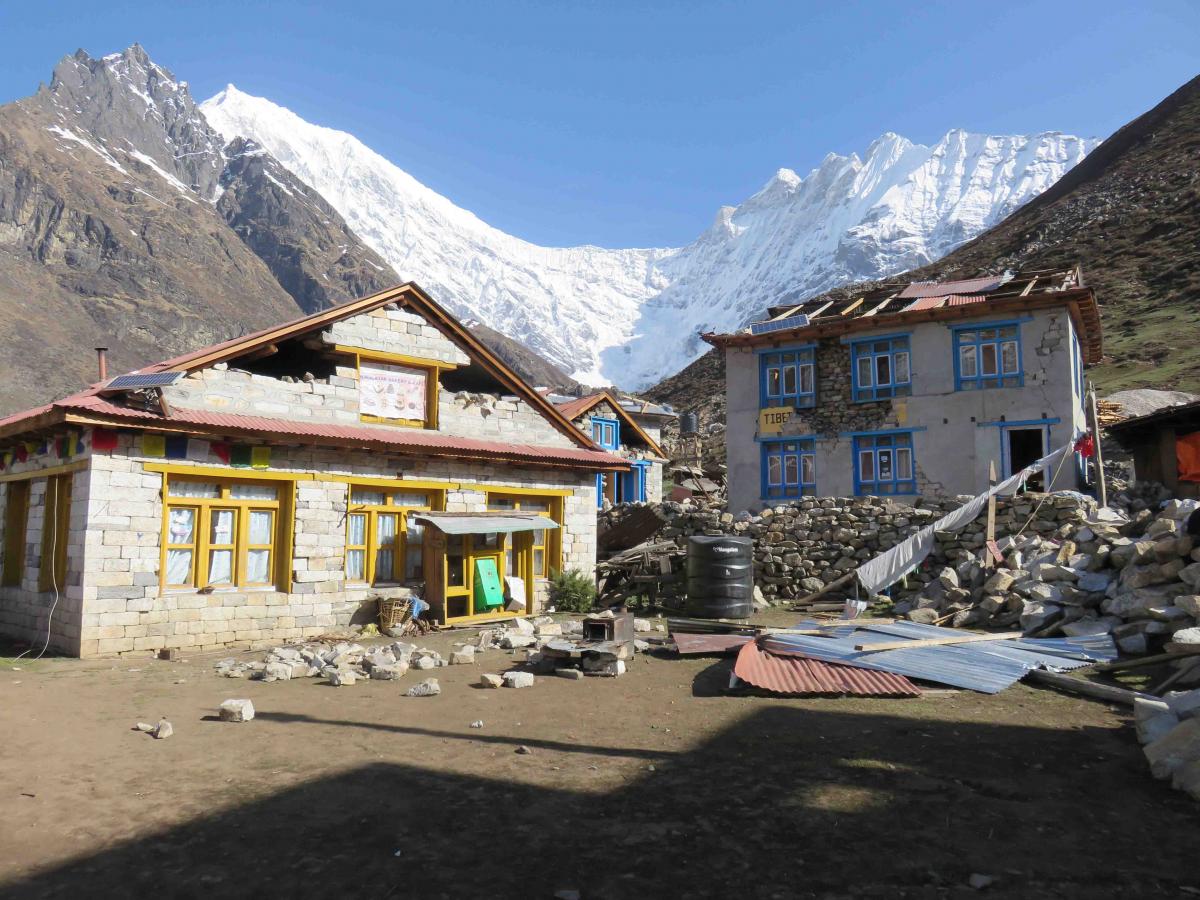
[685,535,754,619]
[679,411,700,435]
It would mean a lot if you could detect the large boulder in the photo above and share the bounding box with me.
[1145,719,1200,780]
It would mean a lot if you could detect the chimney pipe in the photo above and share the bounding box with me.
[95,347,108,382]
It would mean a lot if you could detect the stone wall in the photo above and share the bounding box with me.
[163,305,576,449]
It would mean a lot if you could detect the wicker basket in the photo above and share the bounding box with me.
[379,596,414,631]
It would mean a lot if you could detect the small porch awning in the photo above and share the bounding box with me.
[412,513,560,535]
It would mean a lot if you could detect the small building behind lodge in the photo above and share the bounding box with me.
[0,283,626,657]
[703,268,1103,510]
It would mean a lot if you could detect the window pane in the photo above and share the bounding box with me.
[801,455,815,484]
[767,367,781,396]
[210,509,235,545]
[375,549,395,582]
[959,331,976,343]
[167,507,195,544]
[981,343,998,376]
[767,455,782,486]
[859,450,875,481]
[873,341,889,353]
[488,497,517,510]
[857,356,873,388]
[246,549,271,584]
[377,513,397,544]
[875,354,892,386]
[534,548,546,577]
[893,352,910,384]
[208,549,233,585]
[249,510,273,544]
[351,489,387,506]
[1001,341,1019,374]
[476,532,500,551]
[980,329,997,341]
[347,513,366,546]
[799,364,814,394]
[346,549,365,581]
[168,480,219,498]
[999,326,1017,338]
[784,455,799,485]
[405,546,423,580]
[523,499,551,513]
[166,549,193,585]
[531,528,546,546]
[407,520,425,546]
[896,448,913,480]
[391,491,429,507]
[878,449,894,480]
[782,366,797,395]
[230,483,277,501]
[960,345,977,377]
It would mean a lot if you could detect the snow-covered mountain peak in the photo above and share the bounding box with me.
[200,87,1098,389]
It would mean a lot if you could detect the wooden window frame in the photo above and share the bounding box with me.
[484,491,563,580]
[160,475,292,591]
[38,474,72,592]
[335,346,454,431]
[344,484,444,586]
[2,480,30,588]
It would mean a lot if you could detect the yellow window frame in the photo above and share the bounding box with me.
[160,475,289,591]
[337,346,448,431]
[38,474,72,592]
[2,480,30,588]
[484,491,563,579]
[345,484,444,586]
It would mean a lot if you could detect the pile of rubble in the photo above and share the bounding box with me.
[213,614,664,686]
[1135,689,1200,801]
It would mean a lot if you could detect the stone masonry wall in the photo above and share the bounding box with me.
[163,305,576,450]
[63,431,596,657]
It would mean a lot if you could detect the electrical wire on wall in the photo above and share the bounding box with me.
[12,477,63,662]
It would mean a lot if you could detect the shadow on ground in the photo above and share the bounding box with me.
[3,704,1197,899]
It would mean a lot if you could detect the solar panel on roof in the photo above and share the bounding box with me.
[750,314,810,335]
[104,372,185,391]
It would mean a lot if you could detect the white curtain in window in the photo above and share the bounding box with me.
[210,509,235,545]
[346,549,365,581]
[168,507,195,544]
[169,481,219,498]
[208,550,233,584]
[249,510,273,544]
[166,549,192,585]
[347,513,366,545]
[246,549,270,584]
[231,483,278,501]
[351,489,387,505]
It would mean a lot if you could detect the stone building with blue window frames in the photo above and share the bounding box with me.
[703,268,1103,511]
[550,390,669,508]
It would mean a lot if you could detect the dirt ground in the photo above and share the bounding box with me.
[1,620,1198,900]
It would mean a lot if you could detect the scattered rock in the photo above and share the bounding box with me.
[515,745,533,755]
[405,678,441,697]
[968,873,995,890]
[556,668,585,680]
[480,673,503,688]
[218,699,255,723]
[470,720,484,729]
[502,671,535,689]
[152,718,173,740]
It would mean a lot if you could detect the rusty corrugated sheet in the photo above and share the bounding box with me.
[901,296,947,312]
[945,293,989,307]
[733,640,920,697]
[898,276,1006,299]
[673,632,751,655]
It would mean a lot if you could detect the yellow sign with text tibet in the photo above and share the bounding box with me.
[758,406,794,435]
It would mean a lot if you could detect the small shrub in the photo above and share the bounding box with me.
[549,568,597,613]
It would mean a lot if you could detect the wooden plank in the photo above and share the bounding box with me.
[1026,669,1155,706]
[983,460,998,570]
[854,631,1023,652]
[1165,642,1200,655]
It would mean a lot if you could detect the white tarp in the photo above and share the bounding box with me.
[855,442,1073,595]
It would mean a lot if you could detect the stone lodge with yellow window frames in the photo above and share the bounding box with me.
[0,283,626,657]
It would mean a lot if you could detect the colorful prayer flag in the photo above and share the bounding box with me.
[230,445,252,468]
[186,439,209,462]
[91,428,119,451]
[165,436,189,460]
[15,445,27,463]
[250,446,271,470]
[212,442,232,464]
[142,434,166,458]
[67,433,80,457]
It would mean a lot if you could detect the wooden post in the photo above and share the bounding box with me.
[983,460,998,570]
[1087,385,1107,507]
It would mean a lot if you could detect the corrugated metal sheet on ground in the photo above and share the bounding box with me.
[672,632,751,655]
[734,640,920,697]
[760,623,1115,694]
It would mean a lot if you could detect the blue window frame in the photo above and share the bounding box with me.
[759,346,816,408]
[953,321,1023,390]
[619,461,649,503]
[853,431,917,496]
[591,417,620,450]
[849,335,911,402]
[760,438,816,500]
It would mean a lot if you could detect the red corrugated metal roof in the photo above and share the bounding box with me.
[945,293,989,307]
[733,639,920,697]
[555,393,605,421]
[56,396,628,470]
[901,296,946,312]
[898,276,1006,299]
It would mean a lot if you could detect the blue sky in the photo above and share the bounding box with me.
[4,1,1198,247]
